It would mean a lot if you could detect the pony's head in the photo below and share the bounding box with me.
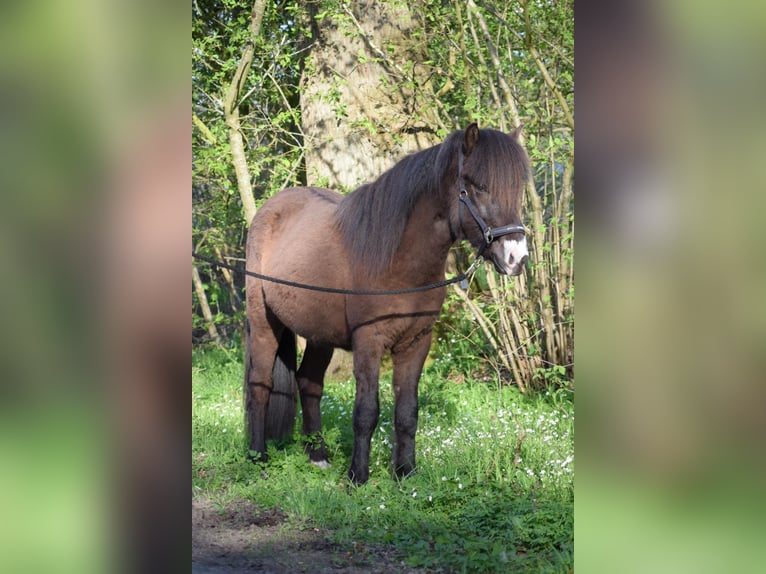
[452,123,530,276]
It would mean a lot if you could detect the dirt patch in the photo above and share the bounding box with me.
[192,497,430,573]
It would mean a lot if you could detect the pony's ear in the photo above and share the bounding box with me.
[510,124,523,141]
[464,123,479,156]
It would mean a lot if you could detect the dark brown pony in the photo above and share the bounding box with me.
[245,123,530,484]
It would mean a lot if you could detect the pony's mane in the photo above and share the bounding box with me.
[466,128,530,218]
[335,127,529,279]
[335,131,462,278]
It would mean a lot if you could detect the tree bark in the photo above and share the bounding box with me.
[300,1,439,190]
[223,0,267,225]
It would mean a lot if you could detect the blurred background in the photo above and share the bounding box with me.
[0,0,764,572]
[576,0,766,572]
[0,0,189,572]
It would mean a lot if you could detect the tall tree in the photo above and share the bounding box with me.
[300,0,439,189]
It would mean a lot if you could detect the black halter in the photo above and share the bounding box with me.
[457,149,526,258]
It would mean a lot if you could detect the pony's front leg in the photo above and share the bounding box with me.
[348,345,382,485]
[391,332,432,478]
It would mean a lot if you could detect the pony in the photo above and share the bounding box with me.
[245,123,530,484]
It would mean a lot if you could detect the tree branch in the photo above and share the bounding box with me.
[192,112,217,145]
[222,0,268,225]
[520,0,574,131]
[467,0,520,131]
[192,264,223,347]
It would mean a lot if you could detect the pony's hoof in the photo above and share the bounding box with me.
[347,467,369,485]
[394,464,417,480]
[247,450,268,464]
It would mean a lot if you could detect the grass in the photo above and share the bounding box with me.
[192,348,573,573]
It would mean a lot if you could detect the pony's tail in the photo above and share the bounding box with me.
[244,326,298,447]
[265,329,298,440]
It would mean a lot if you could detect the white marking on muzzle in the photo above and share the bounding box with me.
[502,237,528,269]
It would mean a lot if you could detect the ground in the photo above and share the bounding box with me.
[192,497,431,574]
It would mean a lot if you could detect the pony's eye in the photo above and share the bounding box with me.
[476,184,489,194]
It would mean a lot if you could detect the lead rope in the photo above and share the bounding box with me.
[191,251,481,296]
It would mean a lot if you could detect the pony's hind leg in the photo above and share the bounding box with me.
[244,311,282,463]
[297,343,334,468]
[391,332,433,479]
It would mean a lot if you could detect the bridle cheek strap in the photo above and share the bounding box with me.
[459,193,526,257]
[457,149,526,258]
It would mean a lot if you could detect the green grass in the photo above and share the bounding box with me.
[193,348,573,573]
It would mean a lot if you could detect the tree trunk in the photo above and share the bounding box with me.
[223,0,267,225]
[300,1,438,190]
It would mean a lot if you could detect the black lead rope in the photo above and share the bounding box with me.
[194,149,525,296]
[191,251,482,296]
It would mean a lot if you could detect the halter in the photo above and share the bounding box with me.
[457,148,526,258]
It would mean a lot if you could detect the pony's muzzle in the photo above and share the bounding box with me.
[490,237,529,276]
